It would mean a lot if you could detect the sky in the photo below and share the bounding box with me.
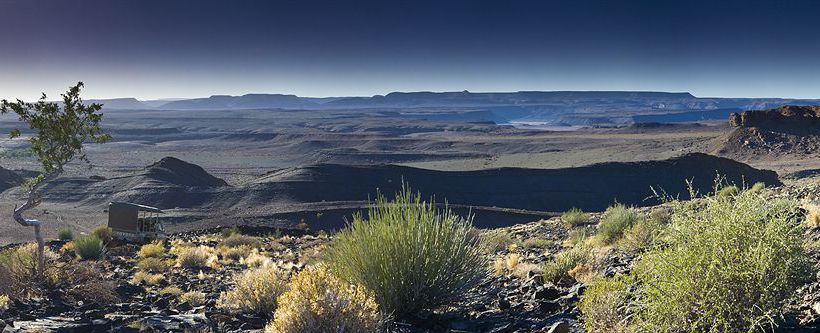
[2,0,820,100]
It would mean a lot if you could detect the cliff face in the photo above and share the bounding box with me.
[729,105,820,131]
[718,105,820,158]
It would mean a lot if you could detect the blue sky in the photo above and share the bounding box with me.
[2,0,820,100]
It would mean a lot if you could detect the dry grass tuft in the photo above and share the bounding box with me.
[265,265,382,333]
[218,265,290,315]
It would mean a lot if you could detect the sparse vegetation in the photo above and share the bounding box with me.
[137,257,169,273]
[749,181,766,193]
[131,271,164,286]
[218,265,290,315]
[326,186,487,318]
[562,207,589,226]
[91,226,114,244]
[618,214,664,253]
[137,241,165,258]
[57,227,74,241]
[543,246,590,284]
[73,235,105,260]
[581,190,815,332]
[159,286,183,296]
[221,233,261,248]
[0,294,9,313]
[180,291,206,306]
[715,184,739,197]
[579,275,633,333]
[265,265,382,333]
[479,229,519,253]
[522,237,553,249]
[598,204,638,244]
[176,246,212,269]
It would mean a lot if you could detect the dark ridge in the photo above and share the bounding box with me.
[144,157,228,187]
[252,153,780,213]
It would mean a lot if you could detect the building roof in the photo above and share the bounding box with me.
[109,201,163,213]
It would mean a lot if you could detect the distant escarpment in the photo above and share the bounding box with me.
[719,106,820,157]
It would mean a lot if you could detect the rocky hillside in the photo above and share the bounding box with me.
[719,106,820,157]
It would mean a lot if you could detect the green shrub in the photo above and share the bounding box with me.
[562,207,589,226]
[218,266,290,315]
[543,245,590,284]
[598,204,638,244]
[74,235,105,260]
[715,185,739,198]
[632,191,813,332]
[579,275,634,333]
[91,226,113,244]
[618,215,664,253]
[57,227,74,241]
[265,265,382,333]
[749,181,766,193]
[326,186,488,318]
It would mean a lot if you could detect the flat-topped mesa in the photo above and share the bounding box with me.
[729,105,820,128]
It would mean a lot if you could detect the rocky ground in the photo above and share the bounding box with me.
[3,179,820,333]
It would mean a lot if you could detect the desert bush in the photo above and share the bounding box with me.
[243,250,273,268]
[176,246,211,269]
[265,265,382,333]
[543,246,590,284]
[131,271,164,286]
[522,237,553,249]
[479,229,519,253]
[57,227,74,241]
[565,227,594,247]
[221,245,252,261]
[221,226,241,238]
[137,257,169,273]
[579,275,634,333]
[326,186,487,318]
[137,241,165,258]
[180,291,206,306]
[632,191,813,332]
[715,185,739,198]
[91,226,114,244]
[73,235,105,260]
[562,207,589,226]
[218,265,290,315]
[598,204,638,244]
[749,181,766,193]
[618,215,664,253]
[221,233,261,248]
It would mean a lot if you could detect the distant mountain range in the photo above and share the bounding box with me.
[87,91,820,125]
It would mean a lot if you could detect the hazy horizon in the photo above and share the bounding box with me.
[3,0,820,100]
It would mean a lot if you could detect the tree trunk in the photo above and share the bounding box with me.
[13,170,61,276]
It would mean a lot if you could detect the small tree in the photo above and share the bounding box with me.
[1,82,110,275]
